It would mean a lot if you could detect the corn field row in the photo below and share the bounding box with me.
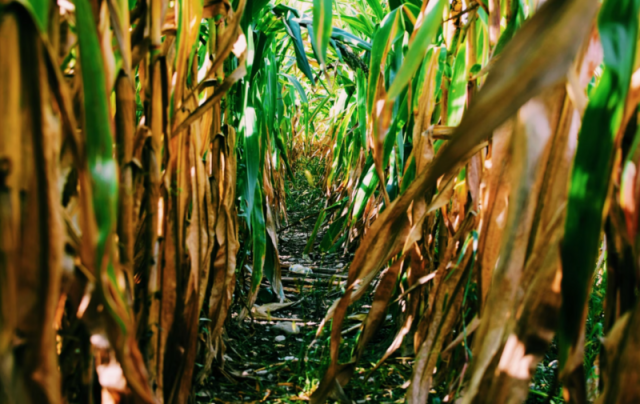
[0,0,639,402]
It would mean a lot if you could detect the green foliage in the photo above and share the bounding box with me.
[559,0,640,367]
[312,0,332,68]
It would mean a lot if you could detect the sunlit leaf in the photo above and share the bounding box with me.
[559,0,639,373]
[312,0,332,68]
[283,15,315,83]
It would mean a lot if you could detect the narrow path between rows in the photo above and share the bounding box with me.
[197,159,410,403]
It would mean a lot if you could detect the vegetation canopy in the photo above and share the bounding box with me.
[1,0,640,402]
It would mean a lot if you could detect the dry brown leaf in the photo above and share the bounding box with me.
[595,299,640,403]
[8,12,64,403]
[462,94,557,404]
[407,230,474,403]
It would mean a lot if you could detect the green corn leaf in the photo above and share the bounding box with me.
[313,0,332,68]
[364,0,385,21]
[320,214,347,252]
[386,0,446,100]
[447,42,467,126]
[358,13,376,37]
[306,24,322,63]
[493,0,521,56]
[330,38,344,62]
[281,73,309,105]
[243,106,261,229]
[299,19,373,51]
[383,90,408,167]
[250,188,266,295]
[273,4,301,18]
[401,3,421,28]
[274,128,294,180]
[264,48,278,137]
[304,210,327,255]
[389,0,404,10]
[75,0,119,273]
[356,69,368,150]
[244,0,271,27]
[282,16,315,83]
[559,0,640,368]
[395,127,404,171]
[341,15,374,38]
[309,95,332,122]
[352,160,379,223]
[330,26,373,51]
[251,32,274,81]
[477,4,489,26]
[367,8,403,116]
[400,155,416,193]
[327,105,356,188]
